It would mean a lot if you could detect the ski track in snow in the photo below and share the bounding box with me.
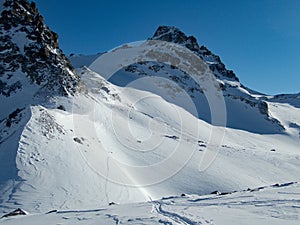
[153,201,204,225]
[105,155,110,204]
[1,182,300,224]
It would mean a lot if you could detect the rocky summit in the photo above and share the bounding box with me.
[151,25,239,81]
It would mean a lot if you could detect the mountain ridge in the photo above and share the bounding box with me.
[86,25,286,134]
[150,25,239,82]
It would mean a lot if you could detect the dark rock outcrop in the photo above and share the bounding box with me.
[1,208,27,218]
[0,0,79,97]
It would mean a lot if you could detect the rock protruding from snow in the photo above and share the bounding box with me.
[0,0,80,97]
[151,25,239,81]
[1,208,28,218]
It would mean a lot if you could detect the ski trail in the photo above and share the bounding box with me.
[153,201,204,225]
[104,154,110,204]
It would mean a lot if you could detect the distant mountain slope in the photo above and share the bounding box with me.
[269,93,300,108]
[86,26,285,134]
[69,53,103,68]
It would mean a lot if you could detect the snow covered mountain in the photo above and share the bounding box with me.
[0,0,300,224]
[85,26,286,134]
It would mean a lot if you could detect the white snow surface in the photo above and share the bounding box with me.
[1,182,300,225]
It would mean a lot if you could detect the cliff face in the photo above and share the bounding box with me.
[0,0,79,97]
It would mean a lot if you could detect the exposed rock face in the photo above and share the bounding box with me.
[0,0,83,151]
[151,25,239,81]
[151,25,200,51]
[0,0,79,97]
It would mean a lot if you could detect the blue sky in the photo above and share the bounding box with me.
[34,0,300,95]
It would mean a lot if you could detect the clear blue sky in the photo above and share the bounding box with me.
[34,0,300,95]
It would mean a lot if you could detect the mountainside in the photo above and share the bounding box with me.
[0,1,300,224]
[0,0,81,212]
[88,26,287,134]
[0,0,82,148]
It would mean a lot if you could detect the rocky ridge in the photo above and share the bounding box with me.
[0,0,79,98]
[150,25,239,81]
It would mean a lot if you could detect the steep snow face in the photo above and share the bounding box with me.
[268,102,300,138]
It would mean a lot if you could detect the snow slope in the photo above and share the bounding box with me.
[1,182,300,225]
[1,68,299,216]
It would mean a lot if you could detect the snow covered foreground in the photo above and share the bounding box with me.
[1,182,300,225]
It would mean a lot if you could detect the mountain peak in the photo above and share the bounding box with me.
[151,25,239,81]
[152,26,185,41]
[151,25,200,52]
